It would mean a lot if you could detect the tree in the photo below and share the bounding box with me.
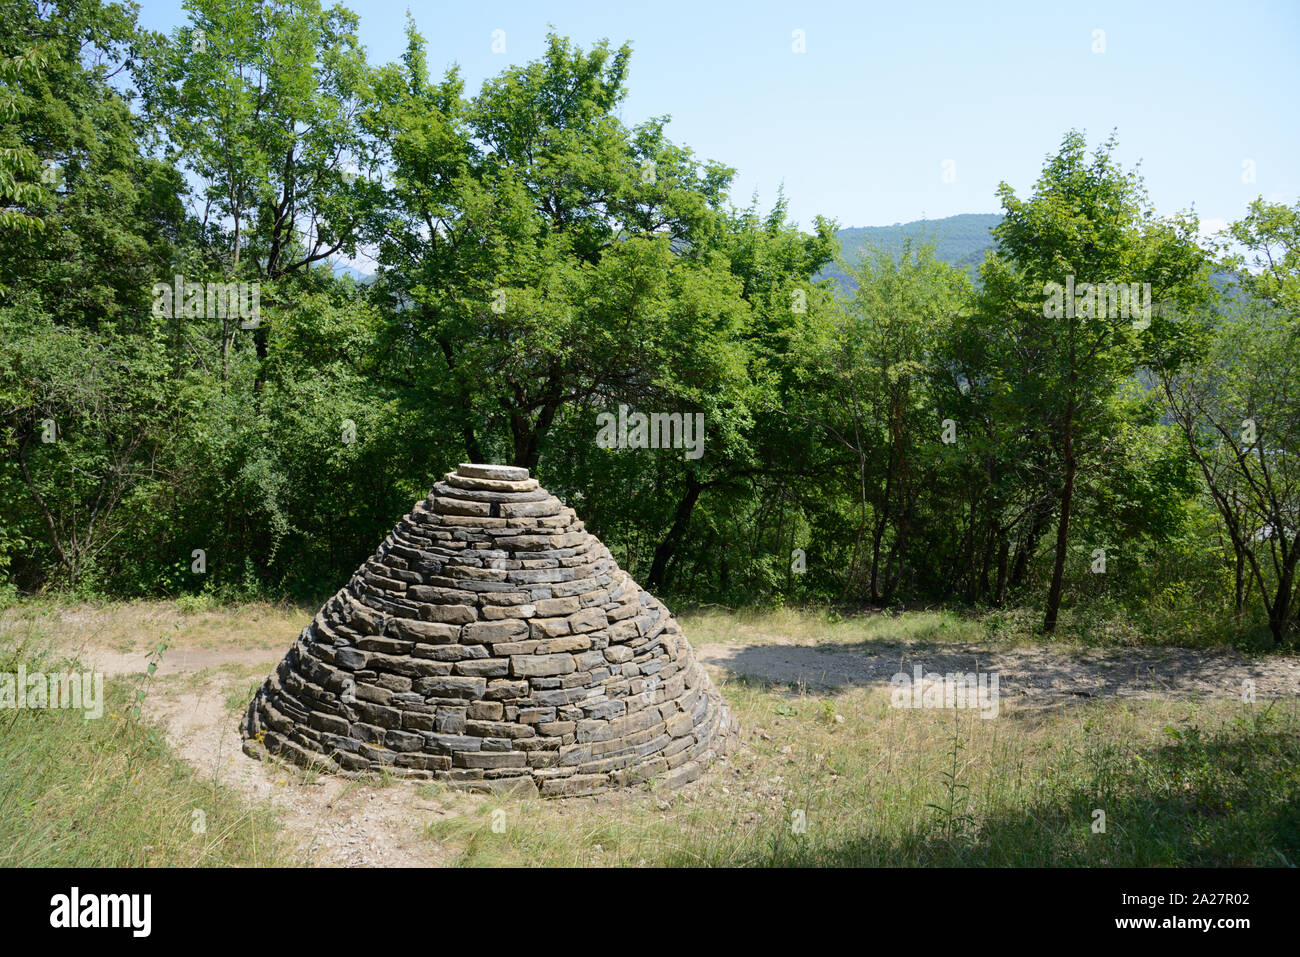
[635,195,836,593]
[142,0,380,381]
[0,0,185,587]
[370,28,751,472]
[1222,197,1300,321]
[802,240,969,603]
[977,131,1207,631]
[1157,201,1300,645]
[0,11,52,242]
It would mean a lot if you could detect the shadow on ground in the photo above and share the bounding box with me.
[695,640,1300,704]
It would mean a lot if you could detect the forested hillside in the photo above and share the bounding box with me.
[823,213,1001,288]
[2,0,1297,647]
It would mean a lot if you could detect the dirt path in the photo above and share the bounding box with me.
[81,646,265,677]
[148,683,455,867]
[87,649,454,867]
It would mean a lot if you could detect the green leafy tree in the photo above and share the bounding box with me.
[142,0,380,380]
[1222,197,1300,321]
[1158,201,1300,644]
[368,28,760,481]
[976,131,1208,631]
[0,12,52,241]
[800,240,969,602]
[0,0,185,588]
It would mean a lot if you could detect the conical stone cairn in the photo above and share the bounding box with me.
[242,464,738,797]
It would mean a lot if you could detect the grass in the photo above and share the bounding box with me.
[679,605,999,648]
[225,675,267,715]
[0,637,297,867]
[0,596,312,657]
[1,597,1295,867]
[417,680,1300,867]
[678,602,1287,653]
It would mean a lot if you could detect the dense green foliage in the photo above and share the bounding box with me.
[1,0,1296,646]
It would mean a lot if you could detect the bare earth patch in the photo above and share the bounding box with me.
[142,683,451,867]
[80,642,453,867]
[694,639,1300,703]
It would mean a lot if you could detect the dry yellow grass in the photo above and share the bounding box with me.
[3,599,1296,867]
[415,674,1300,866]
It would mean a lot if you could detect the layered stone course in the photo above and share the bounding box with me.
[242,463,738,796]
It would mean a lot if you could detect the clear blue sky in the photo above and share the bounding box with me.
[135,0,1298,235]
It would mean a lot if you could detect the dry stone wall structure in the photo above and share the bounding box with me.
[242,463,738,797]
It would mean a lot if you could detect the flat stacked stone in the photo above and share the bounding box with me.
[242,463,738,796]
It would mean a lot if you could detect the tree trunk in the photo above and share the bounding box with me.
[13,437,73,580]
[511,401,559,472]
[1268,548,1298,645]
[1043,406,1076,633]
[868,463,893,603]
[978,522,994,600]
[435,337,482,462]
[1234,547,1246,615]
[647,476,702,590]
[252,323,269,393]
[994,535,1010,606]
[1010,502,1048,591]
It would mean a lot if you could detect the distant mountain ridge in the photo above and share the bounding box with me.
[331,263,375,284]
[822,212,1002,290]
[329,214,1004,291]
